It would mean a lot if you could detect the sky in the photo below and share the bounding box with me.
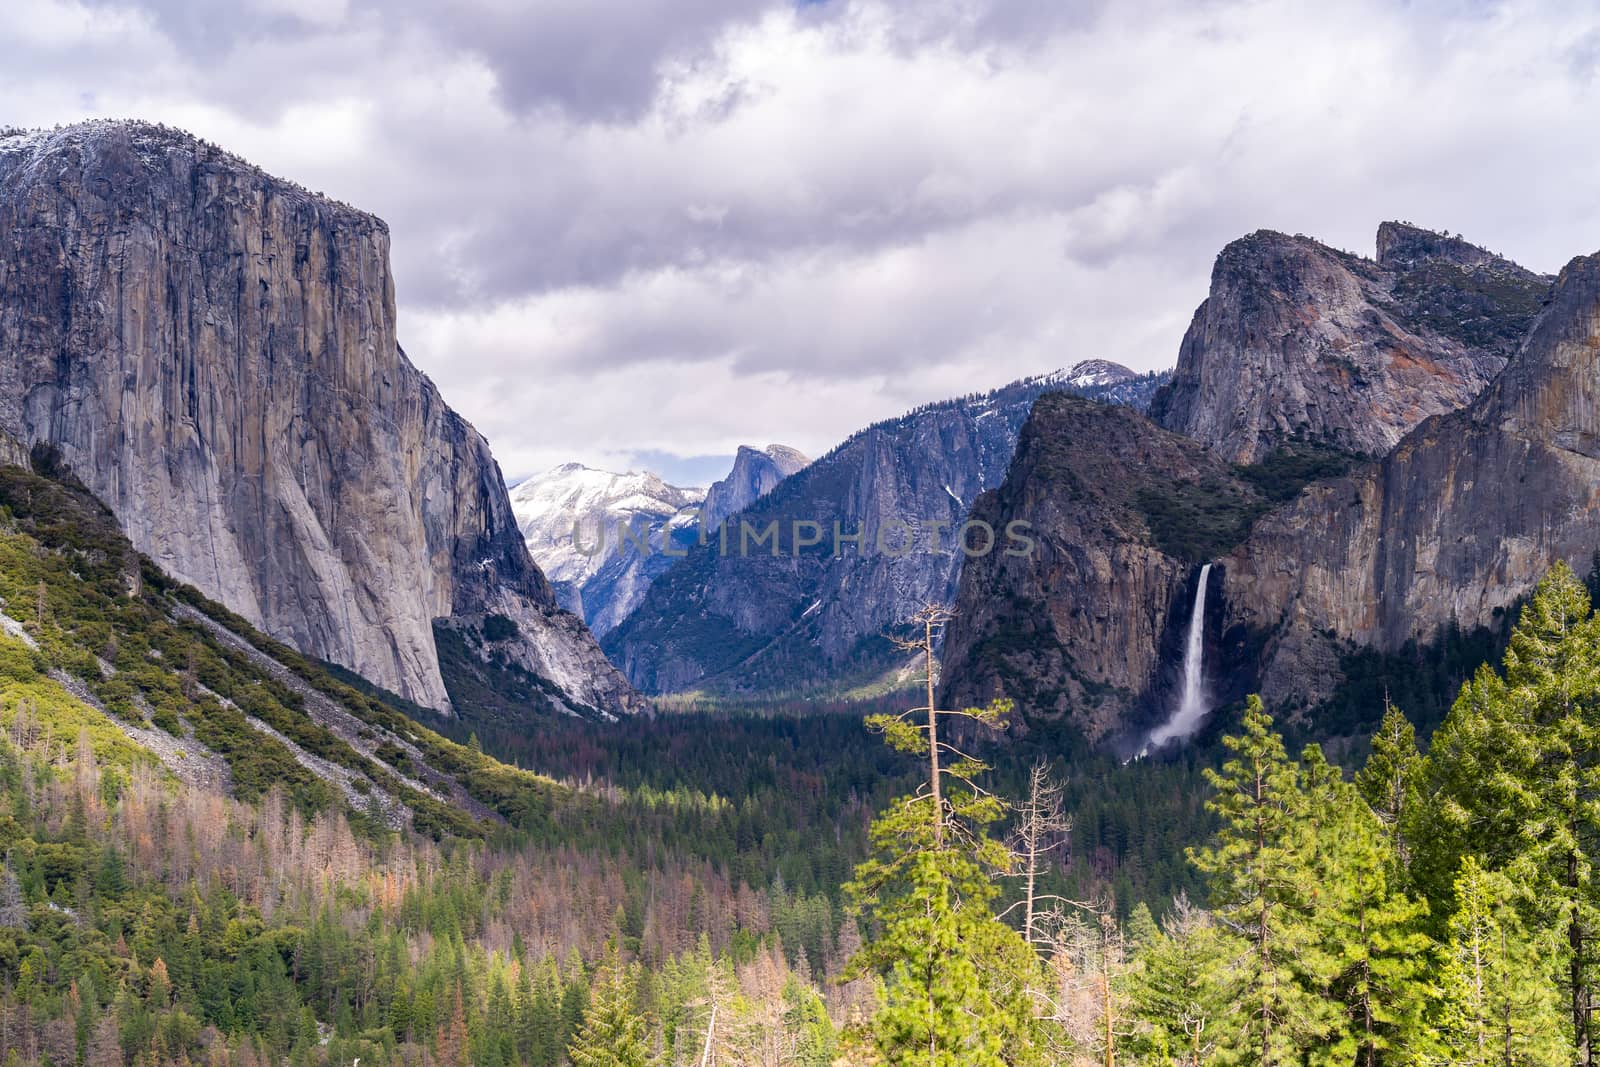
[4,0,1600,485]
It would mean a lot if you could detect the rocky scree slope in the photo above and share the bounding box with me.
[0,120,636,719]
[1150,222,1550,462]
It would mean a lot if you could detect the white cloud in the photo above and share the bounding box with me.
[4,0,1600,475]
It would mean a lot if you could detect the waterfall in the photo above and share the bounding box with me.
[1144,563,1212,752]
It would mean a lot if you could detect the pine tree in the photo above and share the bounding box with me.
[1126,893,1237,1067]
[1423,856,1571,1066]
[1315,777,1431,1065]
[1420,564,1600,1059]
[1187,696,1347,1065]
[1354,704,1423,874]
[844,605,1052,1066]
[780,975,835,1067]
[567,946,651,1067]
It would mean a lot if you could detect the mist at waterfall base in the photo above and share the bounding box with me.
[1138,564,1213,758]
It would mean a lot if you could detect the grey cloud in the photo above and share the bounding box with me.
[373,0,779,121]
[9,0,1600,475]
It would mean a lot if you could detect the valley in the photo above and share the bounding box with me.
[1,115,1598,1064]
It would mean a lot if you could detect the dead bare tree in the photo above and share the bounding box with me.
[1005,760,1074,947]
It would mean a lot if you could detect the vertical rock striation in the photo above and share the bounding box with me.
[0,120,637,716]
[938,393,1261,739]
[700,445,809,533]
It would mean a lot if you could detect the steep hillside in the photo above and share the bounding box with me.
[0,455,563,837]
[945,235,1600,745]
[1223,246,1600,713]
[0,455,887,1067]
[603,366,1170,697]
[0,120,636,718]
[1149,222,1550,462]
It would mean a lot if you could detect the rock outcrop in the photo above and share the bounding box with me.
[1149,224,1550,463]
[939,393,1264,739]
[943,240,1600,736]
[604,368,1169,696]
[701,445,809,532]
[0,120,637,717]
[1223,247,1600,709]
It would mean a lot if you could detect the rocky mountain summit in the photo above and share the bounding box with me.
[604,365,1170,696]
[1224,245,1600,710]
[1061,359,1139,390]
[1149,223,1550,462]
[701,445,810,532]
[512,464,705,634]
[0,120,637,718]
[511,444,807,637]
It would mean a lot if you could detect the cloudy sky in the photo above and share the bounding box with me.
[5,0,1599,484]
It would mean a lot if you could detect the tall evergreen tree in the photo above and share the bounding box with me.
[844,605,1052,1066]
[1423,856,1570,1066]
[1126,894,1237,1067]
[567,946,651,1067]
[1314,776,1431,1065]
[1355,704,1423,875]
[1421,563,1600,1059]
[1187,697,1346,1065]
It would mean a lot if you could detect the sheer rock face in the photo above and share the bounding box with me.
[1149,224,1550,463]
[938,394,1259,740]
[936,227,1567,737]
[1224,250,1600,707]
[0,120,637,716]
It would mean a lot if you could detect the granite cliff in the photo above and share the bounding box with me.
[1223,246,1600,710]
[701,445,809,532]
[0,120,637,718]
[941,224,1599,743]
[1149,223,1550,462]
[940,392,1263,740]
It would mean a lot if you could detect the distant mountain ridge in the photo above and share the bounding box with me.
[603,362,1169,697]
[511,445,808,636]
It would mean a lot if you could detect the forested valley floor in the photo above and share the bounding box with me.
[0,458,1592,1064]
